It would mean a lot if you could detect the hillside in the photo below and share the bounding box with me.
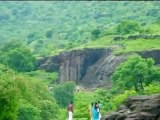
[0,1,160,57]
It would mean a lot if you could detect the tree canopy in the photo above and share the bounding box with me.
[116,20,141,35]
[112,56,160,92]
[0,64,59,120]
[52,82,76,107]
[0,42,36,72]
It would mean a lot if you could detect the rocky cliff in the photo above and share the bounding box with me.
[139,50,160,65]
[38,48,126,87]
[103,94,160,120]
[58,48,107,85]
[38,49,160,88]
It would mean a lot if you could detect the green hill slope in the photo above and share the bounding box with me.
[0,1,160,57]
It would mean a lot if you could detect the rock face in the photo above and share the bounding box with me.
[38,49,160,87]
[38,55,60,72]
[80,53,126,87]
[103,94,160,120]
[139,50,160,65]
[38,48,126,87]
[58,48,107,85]
[114,34,160,41]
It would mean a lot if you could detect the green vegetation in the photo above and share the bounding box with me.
[112,56,160,91]
[0,64,59,120]
[52,82,76,108]
[0,1,160,120]
[71,57,160,119]
[74,91,95,119]
[91,29,101,39]
[0,1,160,57]
[113,38,160,54]
[0,42,36,72]
[25,70,58,85]
[73,81,160,119]
[116,20,141,35]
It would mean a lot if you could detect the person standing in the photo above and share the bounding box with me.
[67,101,74,120]
[93,102,99,120]
[98,101,102,120]
[88,103,94,120]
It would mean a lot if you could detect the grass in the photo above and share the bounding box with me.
[79,36,113,49]
[148,23,160,35]
[74,91,96,119]
[45,37,160,58]
[25,70,58,85]
[76,37,160,55]
[113,39,160,54]
[46,36,112,56]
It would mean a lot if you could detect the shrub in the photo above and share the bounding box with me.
[45,30,53,38]
[52,82,76,107]
[116,20,141,35]
[112,55,160,92]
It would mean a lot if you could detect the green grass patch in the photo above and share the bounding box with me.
[74,91,95,119]
[114,39,160,54]
[25,70,58,85]
[80,36,112,49]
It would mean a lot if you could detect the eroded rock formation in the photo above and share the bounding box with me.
[103,94,160,120]
[58,48,107,84]
[139,50,160,65]
[38,49,160,87]
[38,48,126,87]
[114,34,160,41]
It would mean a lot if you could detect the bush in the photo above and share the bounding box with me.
[144,82,160,94]
[116,20,141,35]
[91,29,101,39]
[52,82,76,107]
[45,30,53,38]
[109,90,137,111]
[1,42,36,72]
[0,64,59,120]
[27,32,36,44]
[112,55,160,92]
[18,102,41,120]
[74,91,95,119]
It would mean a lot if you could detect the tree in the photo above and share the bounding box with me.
[52,82,76,107]
[0,64,59,120]
[0,64,20,120]
[1,42,36,72]
[18,102,41,120]
[45,30,53,38]
[112,56,160,92]
[5,48,36,72]
[27,32,36,44]
[91,29,101,39]
[116,20,141,35]
[1,41,22,52]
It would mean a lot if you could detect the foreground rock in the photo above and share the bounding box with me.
[103,94,160,120]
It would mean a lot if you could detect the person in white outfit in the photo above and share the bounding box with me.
[98,101,102,120]
[67,101,73,120]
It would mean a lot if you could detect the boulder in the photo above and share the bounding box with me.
[103,94,160,120]
[139,50,160,65]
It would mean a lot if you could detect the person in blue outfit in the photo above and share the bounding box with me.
[93,102,100,120]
